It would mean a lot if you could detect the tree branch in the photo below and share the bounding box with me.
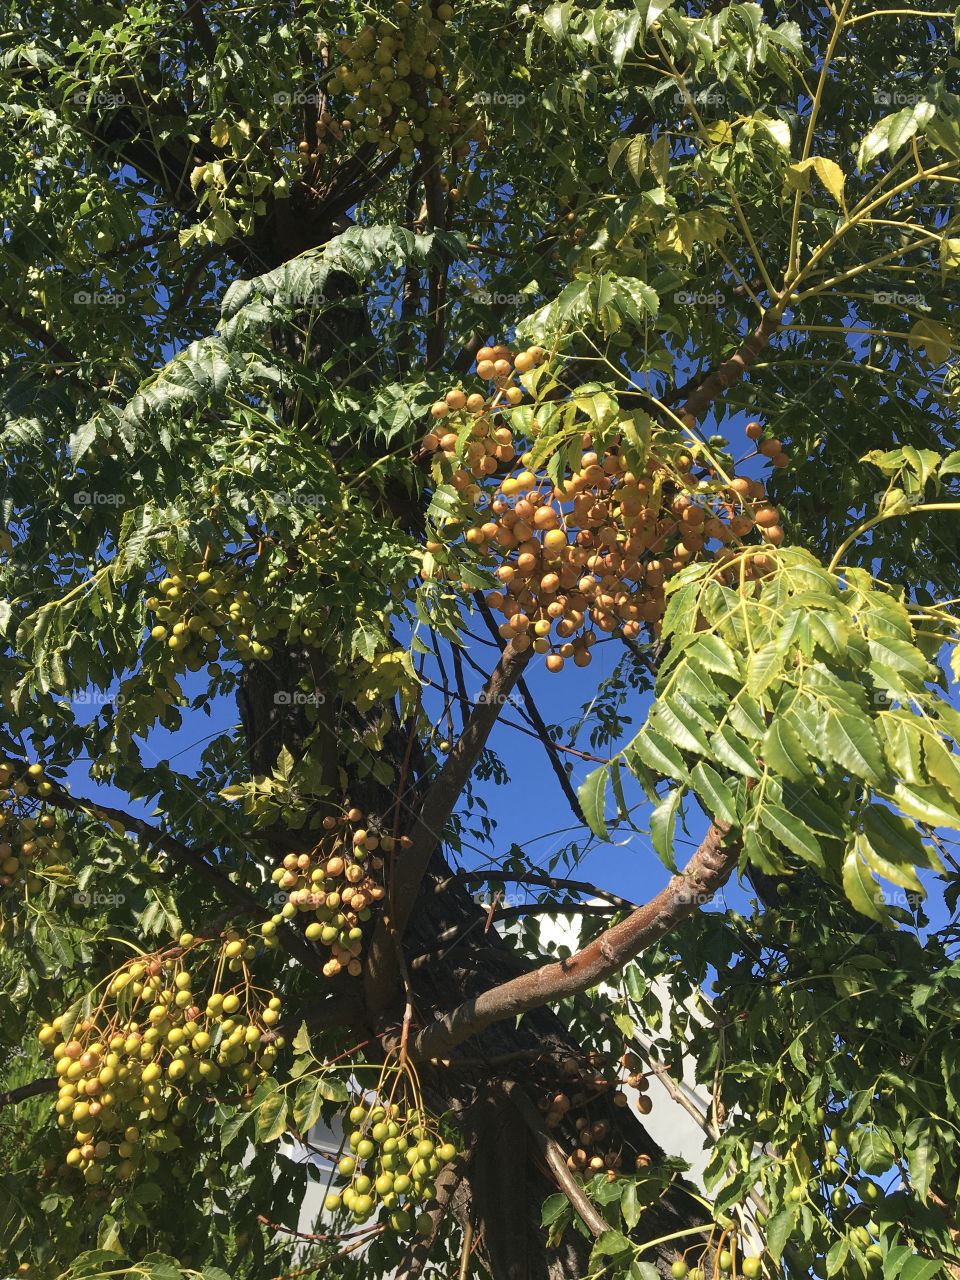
[437,870,637,911]
[184,0,217,58]
[503,1081,608,1238]
[35,776,337,980]
[474,592,587,824]
[364,642,532,1014]
[681,303,784,422]
[407,822,739,1061]
[0,1078,57,1108]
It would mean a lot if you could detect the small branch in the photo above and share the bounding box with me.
[474,593,586,824]
[408,822,739,1061]
[503,1081,608,1238]
[495,902,619,922]
[0,1078,57,1108]
[438,870,637,911]
[36,776,338,980]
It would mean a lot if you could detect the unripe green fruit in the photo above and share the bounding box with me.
[671,1263,688,1279]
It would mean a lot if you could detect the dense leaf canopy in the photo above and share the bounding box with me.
[1,2,960,1280]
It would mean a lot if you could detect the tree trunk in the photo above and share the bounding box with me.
[227,210,715,1279]
[237,644,711,1279]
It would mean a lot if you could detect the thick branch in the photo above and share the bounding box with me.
[407,822,739,1061]
[0,1078,57,1108]
[681,303,784,422]
[364,642,532,1013]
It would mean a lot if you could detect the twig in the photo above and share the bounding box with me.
[503,1081,608,1238]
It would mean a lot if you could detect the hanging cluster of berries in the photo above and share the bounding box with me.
[38,932,283,1186]
[323,1064,459,1230]
[145,560,328,674]
[311,1,478,168]
[421,343,788,672]
[540,1048,653,1178]
[266,810,394,978]
[0,762,66,912]
[0,763,67,907]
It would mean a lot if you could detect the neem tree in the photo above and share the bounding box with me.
[2,1,960,1278]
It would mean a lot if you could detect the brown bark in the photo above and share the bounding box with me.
[681,304,784,422]
[406,823,738,1062]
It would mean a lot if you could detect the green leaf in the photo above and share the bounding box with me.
[654,696,712,756]
[689,632,741,678]
[864,805,941,876]
[747,641,783,697]
[854,1127,896,1175]
[620,1179,641,1230]
[762,717,812,781]
[766,1205,798,1262]
[292,1078,327,1133]
[578,764,609,840]
[892,782,960,830]
[859,832,923,895]
[710,726,761,778]
[590,1230,632,1263]
[690,763,737,826]
[822,709,887,785]
[255,1083,288,1143]
[842,846,891,924]
[140,1255,184,1280]
[759,804,824,867]
[541,1192,568,1226]
[630,727,690,784]
[826,1238,849,1277]
[649,787,683,871]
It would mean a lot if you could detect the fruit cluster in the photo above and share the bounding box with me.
[0,763,66,909]
[324,1089,458,1230]
[267,810,391,978]
[322,1,474,166]
[38,932,283,1185]
[540,1049,653,1178]
[145,559,328,673]
[422,347,788,671]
